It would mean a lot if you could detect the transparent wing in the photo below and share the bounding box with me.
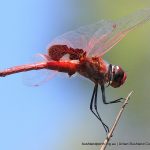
[48,8,150,57]
[47,20,115,54]
[22,54,57,86]
[88,8,150,56]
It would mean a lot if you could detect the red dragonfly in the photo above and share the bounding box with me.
[0,9,150,133]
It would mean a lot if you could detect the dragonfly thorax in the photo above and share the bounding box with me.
[77,56,126,87]
[77,56,108,84]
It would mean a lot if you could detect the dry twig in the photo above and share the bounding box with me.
[100,91,134,150]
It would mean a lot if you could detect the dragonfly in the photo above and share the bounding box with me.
[0,8,150,133]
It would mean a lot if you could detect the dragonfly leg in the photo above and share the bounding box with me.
[101,85,124,104]
[90,84,109,133]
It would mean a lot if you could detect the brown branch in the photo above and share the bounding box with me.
[100,91,134,150]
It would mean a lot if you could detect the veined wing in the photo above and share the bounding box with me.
[88,8,150,56]
[47,20,115,54]
[48,8,150,58]
[22,54,57,86]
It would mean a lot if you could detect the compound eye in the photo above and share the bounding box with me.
[114,67,124,82]
[111,66,126,88]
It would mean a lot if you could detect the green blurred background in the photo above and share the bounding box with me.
[0,0,150,150]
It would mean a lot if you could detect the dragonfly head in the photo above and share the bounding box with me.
[110,65,127,88]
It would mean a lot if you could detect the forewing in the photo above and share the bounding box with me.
[47,20,114,53]
[88,8,150,56]
[48,8,150,58]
